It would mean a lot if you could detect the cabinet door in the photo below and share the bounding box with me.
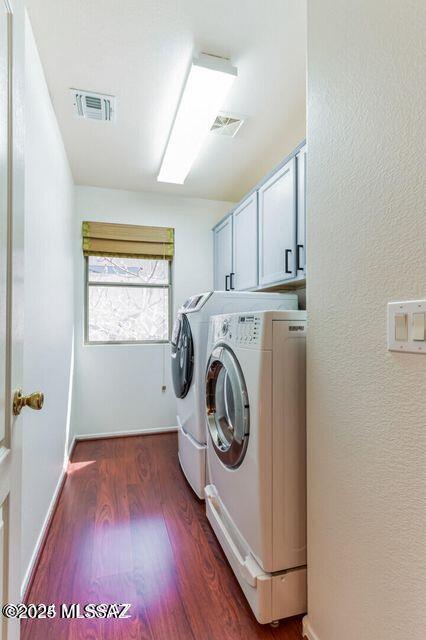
[213,215,233,291]
[296,145,306,276]
[233,193,258,290]
[258,157,296,286]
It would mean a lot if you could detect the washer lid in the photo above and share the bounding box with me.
[205,344,249,469]
[171,314,194,399]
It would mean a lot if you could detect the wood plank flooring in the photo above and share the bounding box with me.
[22,433,304,640]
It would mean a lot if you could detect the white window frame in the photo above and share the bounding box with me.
[84,256,173,345]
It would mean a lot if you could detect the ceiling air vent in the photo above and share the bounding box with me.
[210,112,244,137]
[71,89,116,122]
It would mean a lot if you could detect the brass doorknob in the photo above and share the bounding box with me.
[13,389,44,416]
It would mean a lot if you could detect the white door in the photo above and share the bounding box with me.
[233,193,258,291]
[258,157,296,286]
[0,1,26,638]
[213,216,233,291]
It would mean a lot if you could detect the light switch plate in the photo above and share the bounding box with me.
[388,300,426,353]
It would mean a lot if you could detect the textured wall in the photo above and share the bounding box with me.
[72,186,232,437]
[305,2,426,640]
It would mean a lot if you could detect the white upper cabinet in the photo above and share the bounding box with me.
[296,145,306,276]
[213,215,233,291]
[232,193,258,291]
[258,157,296,287]
[212,141,305,292]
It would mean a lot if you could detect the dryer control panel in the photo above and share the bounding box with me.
[210,313,262,346]
[235,314,261,345]
[209,310,307,351]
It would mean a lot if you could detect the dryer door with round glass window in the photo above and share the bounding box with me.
[171,313,194,399]
[206,345,249,469]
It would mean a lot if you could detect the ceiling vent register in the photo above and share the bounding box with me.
[210,112,244,137]
[71,89,116,122]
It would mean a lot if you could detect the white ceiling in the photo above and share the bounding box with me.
[26,0,306,202]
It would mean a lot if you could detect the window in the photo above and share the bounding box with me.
[82,221,174,344]
[85,255,171,344]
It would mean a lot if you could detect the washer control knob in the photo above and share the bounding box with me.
[221,319,229,336]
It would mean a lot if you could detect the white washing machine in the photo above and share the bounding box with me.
[171,292,298,499]
[204,309,307,624]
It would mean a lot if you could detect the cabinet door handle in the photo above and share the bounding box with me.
[285,249,292,274]
[296,244,304,271]
[230,272,235,290]
[225,274,230,291]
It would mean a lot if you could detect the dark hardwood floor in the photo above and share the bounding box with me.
[22,433,304,640]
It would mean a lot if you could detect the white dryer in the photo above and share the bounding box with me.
[204,309,307,624]
[171,292,298,499]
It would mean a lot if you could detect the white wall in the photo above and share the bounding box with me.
[72,186,232,438]
[305,3,426,640]
[22,16,75,591]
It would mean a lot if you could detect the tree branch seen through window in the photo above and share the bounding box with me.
[86,256,171,343]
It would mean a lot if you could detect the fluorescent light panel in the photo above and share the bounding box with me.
[157,54,237,184]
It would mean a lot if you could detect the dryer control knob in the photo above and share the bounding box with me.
[221,319,229,336]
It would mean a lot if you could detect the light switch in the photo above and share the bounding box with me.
[413,313,425,341]
[395,313,408,341]
[388,300,426,353]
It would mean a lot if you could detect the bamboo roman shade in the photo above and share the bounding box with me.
[82,221,174,260]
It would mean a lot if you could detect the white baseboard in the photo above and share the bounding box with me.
[303,616,320,640]
[74,426,178,441]
[68,435,76,457]
[21,464,67,599]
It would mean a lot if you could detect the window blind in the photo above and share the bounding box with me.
[82,221,174,260]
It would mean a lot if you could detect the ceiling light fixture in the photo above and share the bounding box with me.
[157,53,237,184]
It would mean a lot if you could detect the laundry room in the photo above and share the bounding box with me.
[1,1,424,639]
